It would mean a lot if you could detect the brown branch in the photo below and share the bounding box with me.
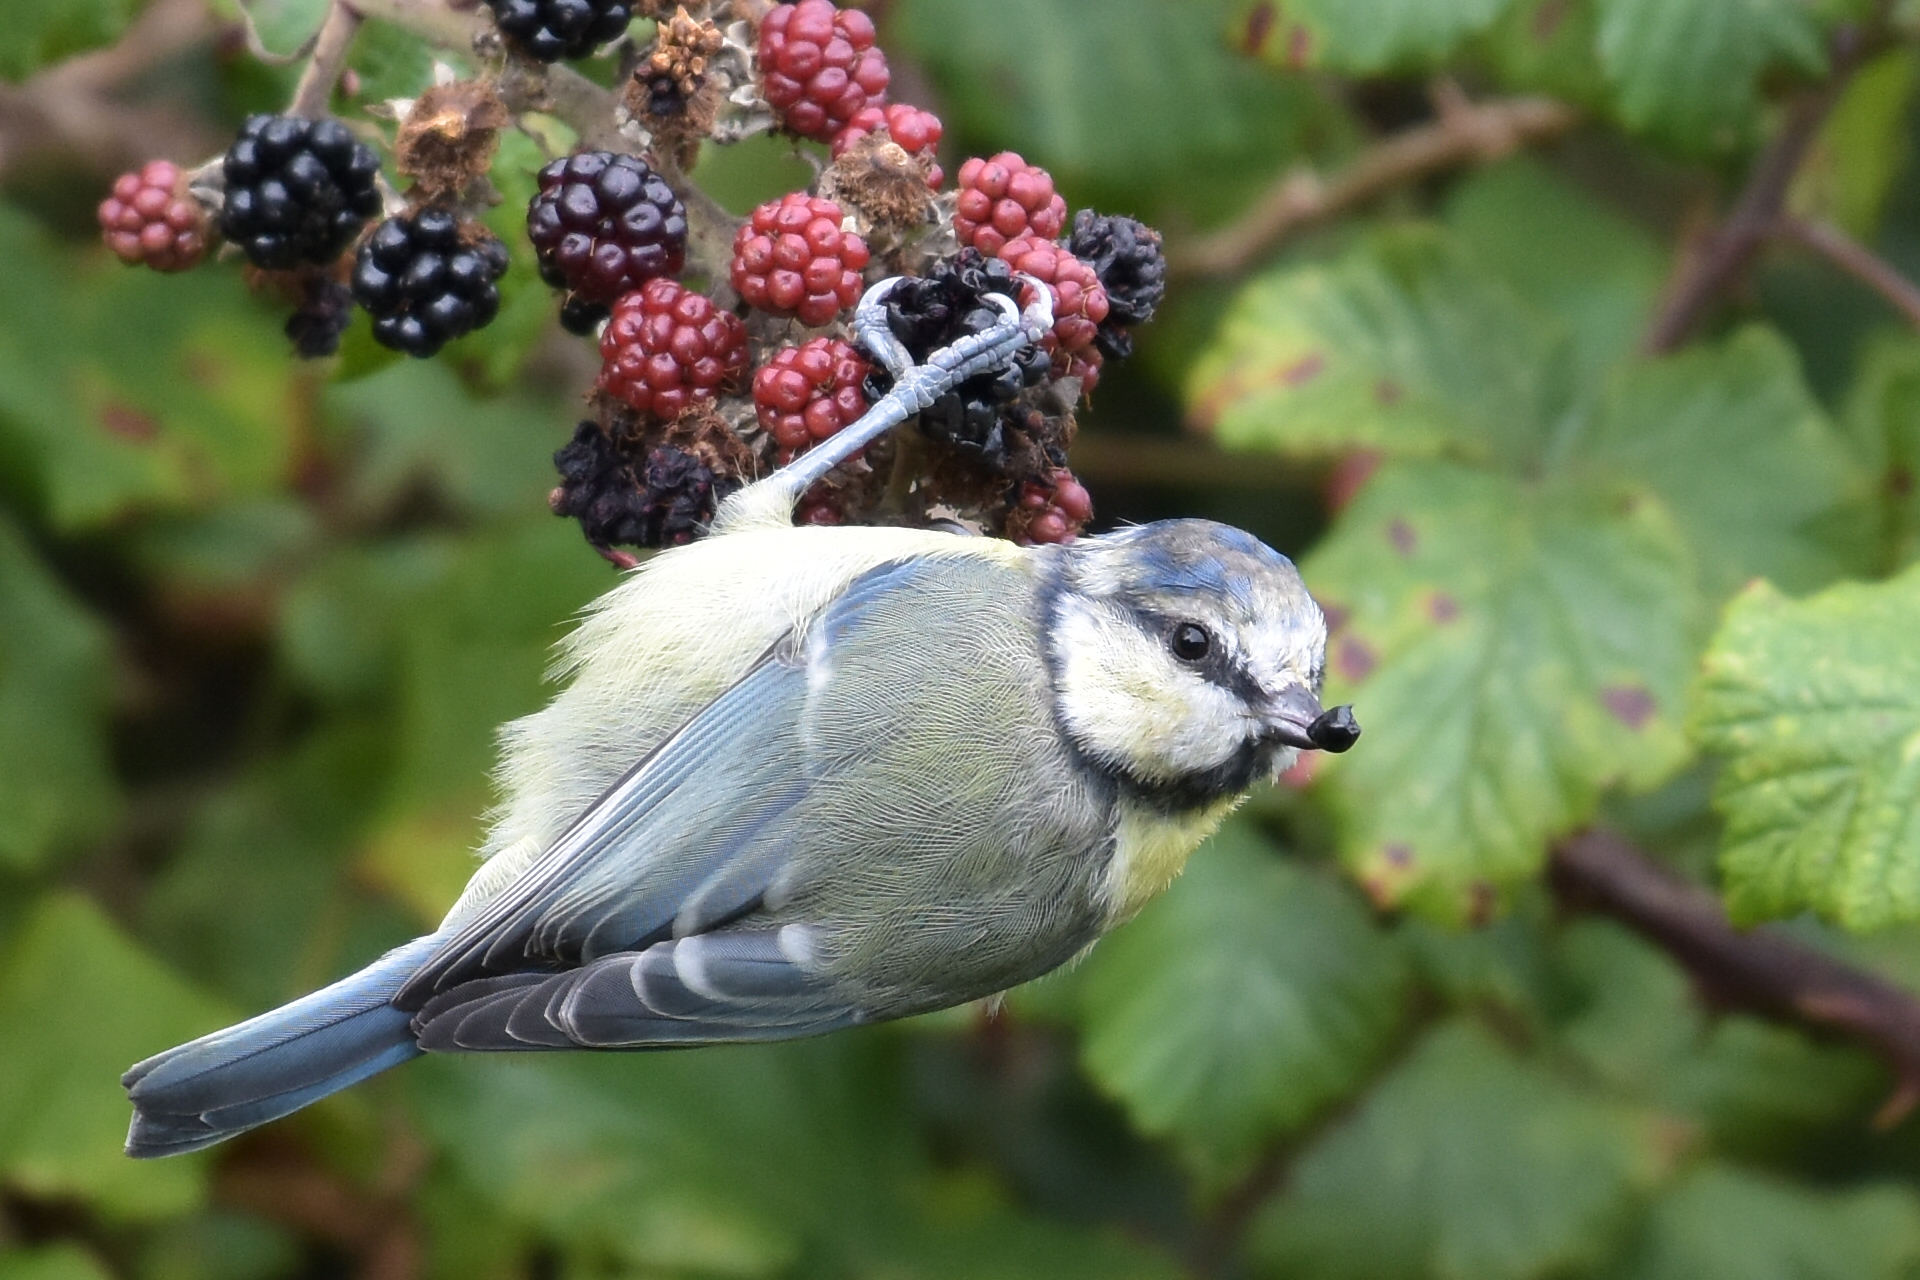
[288,0,368,119]
[1171,90,1578,279]
[1642,22,1887,354]
[1550,829,1920,1125]
[1775,215,1920,331]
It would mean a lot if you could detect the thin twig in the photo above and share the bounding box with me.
[1775,216,1920,331]
[1642,22,1887,354]
[1171,92,1577,279]
[288,0,367,119]
[1550,830,1920,1126]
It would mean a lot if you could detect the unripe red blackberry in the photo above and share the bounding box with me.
[98,160,207,272]
[730,193,870,327]
[1012,468,1093,545]
[757,0,890,142]
[998,234,1109,359]
[598,278,749,419]
[831,103,944,186]
[352,208,510,357]
[752,338,870,454]
[485,0,631,62]
[953,152,1065,256]
[220,114,382,270]
[528,151,687,305]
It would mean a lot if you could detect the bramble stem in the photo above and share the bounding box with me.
[288,0,367,118]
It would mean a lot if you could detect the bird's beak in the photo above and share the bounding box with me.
[1261,686,1362,754]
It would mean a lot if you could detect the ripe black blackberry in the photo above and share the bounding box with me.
[485,0,631,62]
[875,250,1048,471]
[550,423,736,549]
[351,208,510,357]
[220,114,382,270]
[527,151,687,305]
[1068,210,1167,360]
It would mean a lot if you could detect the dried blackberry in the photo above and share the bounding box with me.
[873,250,1048,471]
[1067,209,1166,360]
[550,423,737,550]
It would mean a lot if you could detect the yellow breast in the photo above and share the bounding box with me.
[1102,795,1242,924]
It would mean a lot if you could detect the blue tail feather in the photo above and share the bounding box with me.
[124,935,443,1158]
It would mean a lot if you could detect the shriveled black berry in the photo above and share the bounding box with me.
[351,208,509,358]
[285,277,354,359]
[1067,209,1166,360]
[872,250,1049,471]
[550,423,736,550]
[486,0,630,63]
[220,114,383,270]
[527,151,687,305]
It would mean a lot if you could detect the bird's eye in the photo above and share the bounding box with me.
[1170,622,1212,662]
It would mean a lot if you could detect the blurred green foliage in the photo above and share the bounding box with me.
[7,0,1920,1277]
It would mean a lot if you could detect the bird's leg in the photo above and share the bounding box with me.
[758,277,1054,502]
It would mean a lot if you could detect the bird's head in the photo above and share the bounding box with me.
[1042,519,1357,810]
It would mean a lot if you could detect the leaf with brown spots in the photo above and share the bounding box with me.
[1303,459,1695,922]
[1692,565,1920,930]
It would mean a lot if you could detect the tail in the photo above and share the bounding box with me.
[123,934,444,1158]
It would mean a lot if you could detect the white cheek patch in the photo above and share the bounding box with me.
[1053,598,1252,782]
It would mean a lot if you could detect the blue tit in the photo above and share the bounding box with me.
[122,289,1358,1158]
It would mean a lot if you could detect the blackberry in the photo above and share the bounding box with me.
[286,277,354,359]
[485,0,631,62]
[351,208,510,357]
[1067,210,1166,359]
[98,160,207,272]
[831,103,944,187]
[730,193,870,327]
[220,114,382,270]
[598,278,749,419]
[528,151,687,305]
[875,250,1048,470]
[998,233,1109,366]
[953,152,1065,256]
[1010,468,1093,545]
[551,423,735,549]
[560,295,611,335]
[758,0,890,142]
[752,338,870,455]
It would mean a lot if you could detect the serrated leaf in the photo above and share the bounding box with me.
[0,516,116,871]
[0,0,139,80]
[1187,228,1565,465]
[1307,459,1694,919]
[1581,326,1872,600]
[1250,1019,1671,1280]
[1616,1164,1920,1280]
[1076,821,1407,1185]
[0,894,229,1218]
[1691,565,1920,929]
[1236,0,1517,72]
[1596,0,1827,150]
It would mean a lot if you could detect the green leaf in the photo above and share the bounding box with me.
[0,516,116,871]
[1076,821,1407,1185]
[1477,0,1612,111]
[1187,228,1565,465]
[1307,459,1695,919]
[1615,1164,1920,1280]
[1595,0,1827,150]
[0,1246,113,1280]
[0,0,138,80]
[1251,1019,1671,1280]
[1236,0,1518,73]
[1691,565,1920,928]
[1581,326,1872,600]
[1841,331,1920,572]
[891,0,1321,223]
[0,208,302,532]
[0,894,229,1218]
[1792,49,1917,238]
